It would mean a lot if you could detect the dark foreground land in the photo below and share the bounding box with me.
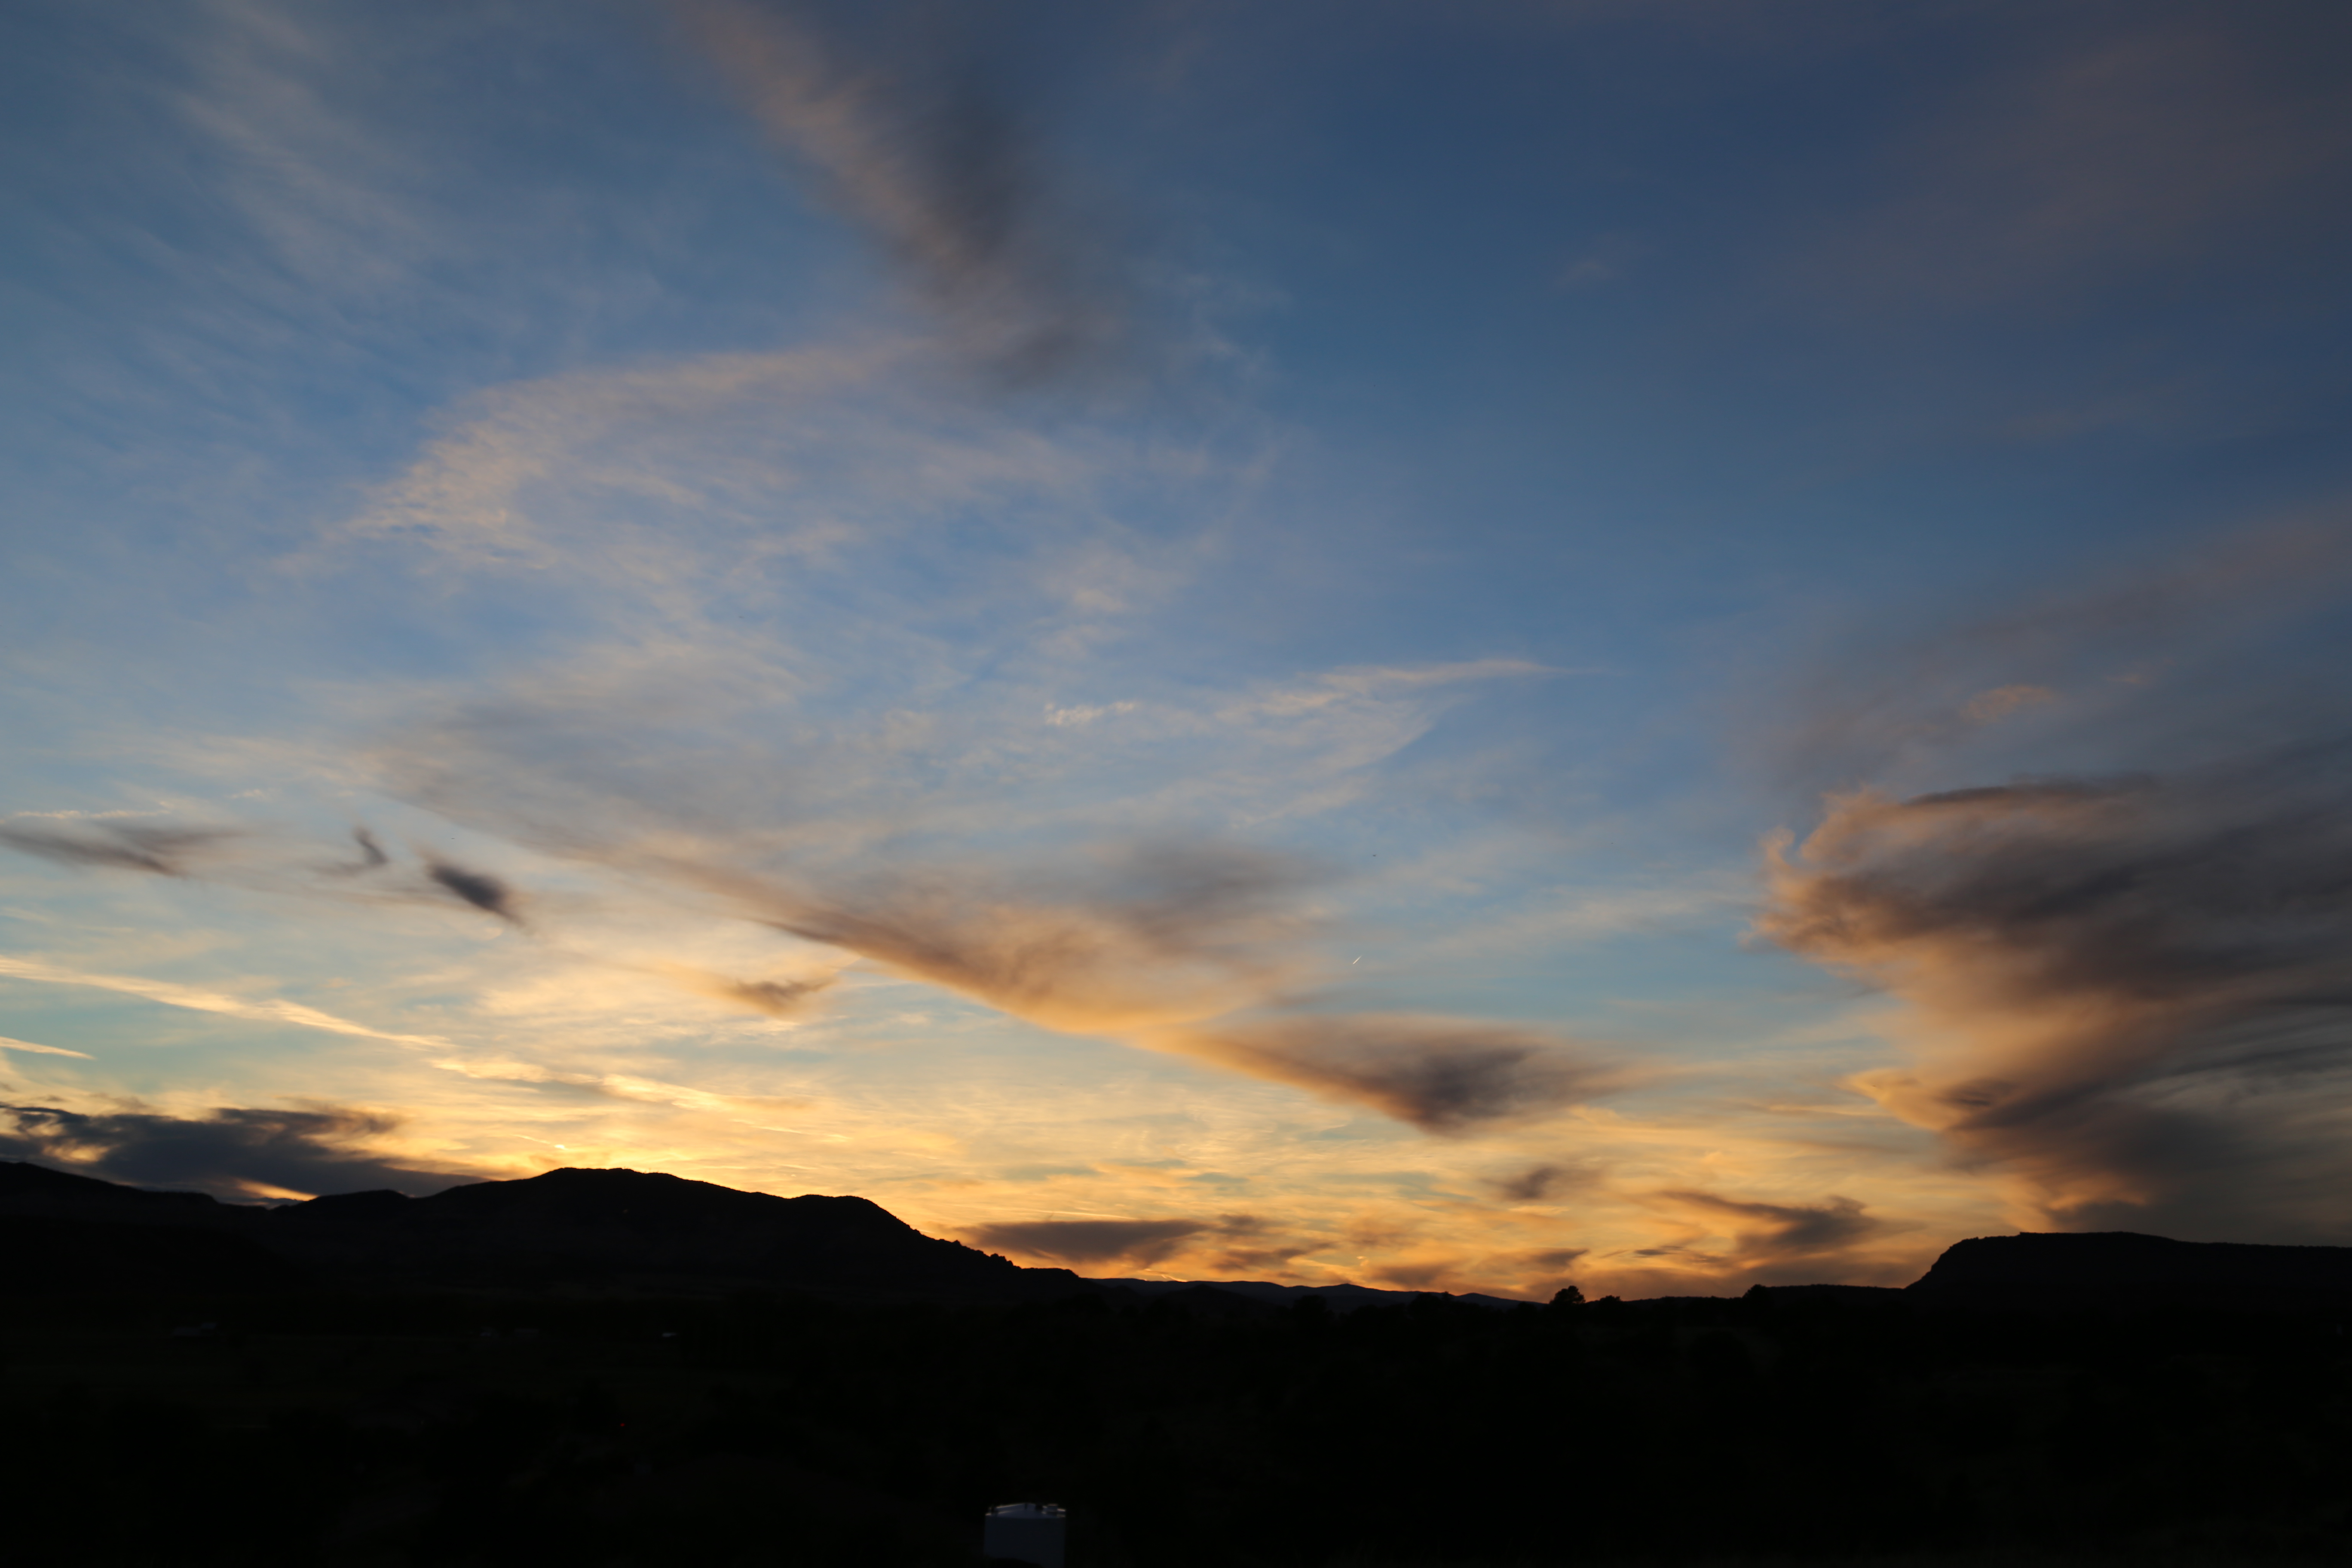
[7,1280,2351,1567]
[3,1163,2349,1567]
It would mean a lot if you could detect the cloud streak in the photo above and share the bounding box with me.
[665,848,1623,1130]
[675,0,1136,385]
[714,842,1324,1034]
[466,812,1619,1130]
[1485,1162,1597,1203]
[0,1035,95,1061]
[965,1216,1214,1269]
[668,968,836,1019]
[0,955,450,1048]
[1652,1190,1884,1268]
[1173,1015,1626,1135]
[0,815,821,1024]
[0,821,238,876]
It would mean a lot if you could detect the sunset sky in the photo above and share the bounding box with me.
[5,0,2351,1300]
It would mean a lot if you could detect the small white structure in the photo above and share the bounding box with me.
[982,1501,1066,1568]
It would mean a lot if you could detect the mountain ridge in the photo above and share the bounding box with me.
[0,1160,1079,1302]
[8,1160,2352,1312]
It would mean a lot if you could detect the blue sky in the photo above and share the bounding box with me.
[4,0,2350,1295]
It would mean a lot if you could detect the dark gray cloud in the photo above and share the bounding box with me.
[1613,1191,1894,1288]
[1198,1240,1320,1277]
[1485,1162,1599,1202]
[707,975,833,1016]
[967,1216,1210,1268]
[1659,1191,1883,1264]
[1772,766,2352,1008]
[0,1103,477,1200]
[676,0,1139,386]
[1186,1014,1627,1134]
[0,821,237,876]
[1761,750,2352,1239]
[426,858,522,922]
[1510,1246,1589,1274]
[967,1212,1312,1276]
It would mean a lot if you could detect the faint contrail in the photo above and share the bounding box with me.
[0,1034,95,1060]
[0,956,450,1048]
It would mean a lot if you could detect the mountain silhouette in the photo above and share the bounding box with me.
[270,1165,1091,1298]
[0,1158,248,1225]
[0,1161,1088,1301]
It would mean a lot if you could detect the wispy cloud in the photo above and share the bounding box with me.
[0,820,241,876]
[673,0,1139,386]
[0,1035,95,1061]
[412,790,1620,1130]
[1170,1014,1627,1135]
[325,631,1620,1133]
[1648,1189,1886,1270]
[1767,514,2352,797]
[665,966,836,1019]
[1808,10,2352,311]
[340,344,952,573]
[966,1215,1228,1270]
[0,813,545,931]
[1483,1161,1599,1203]
[1229,660,1565,720]
[322,338,1211,667]
[0,955,450,1048]
[428,1054,808,1117]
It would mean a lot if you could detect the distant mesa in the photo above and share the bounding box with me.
[1902,1230,2352,1314]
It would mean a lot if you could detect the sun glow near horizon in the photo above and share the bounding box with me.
[6,0,2352,1298]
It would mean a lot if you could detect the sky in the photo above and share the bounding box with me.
[4,0,2351,1300]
